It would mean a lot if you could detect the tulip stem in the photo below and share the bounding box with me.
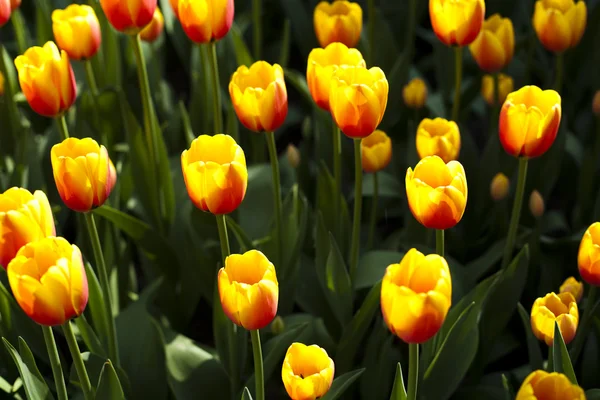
[349,138,363,282]
[207,41,223,133]
[84,212,120,367]
[62,321,93,400]
[333,122,343,239]
[367,172,379,250]
[436,229,444,257]
[253,0,262,59]
[41,326,68,400]
[265,131,283,268]
[11,10,28,55]
[368,0,375,65]
[215,214,231,266]
[451,46,463,122]
[571,285,597,363]
[554,52,564,93]
[84,60,99,97]
[56,115,70,140]
[501,157,528,270]
[250,330,265,400]
[407,343,419,400]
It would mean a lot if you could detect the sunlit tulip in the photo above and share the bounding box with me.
[381,248,452,343]
[481,73,513,106]
[406,156,468,230]
[560,277,583,303]
[516,370,585,400]
[361,130,392,173]
[0,188,55,269]
[169,0,179,18]
[0,0,10,27]
[140,7,163,42]
[178,0,234,44]
[529,190,545,218]
[52,5,101,61]
[14,42,76,118]
[578,222,600,286]
[533,0,587,53]
[416,118,461,163]
[469,14,514,72]
[313,0,362,48]
[229,61,288,133]
[306,42,365,111]
[490,173,509,201]
[287,144,300,169]
[530,292,578,346]
[429,0,485,47]
[218,250,278,330]
[51,138,117,213]
[330,65,388,138]
[181,134,247,215]
[100,0,156,34]
[593,91,600,116]
[403,78,428,109]
[281,343,335,400]
[499,85,561,158]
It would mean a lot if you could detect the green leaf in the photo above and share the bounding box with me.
[355,251,404,290]
[502,374,513,400]
[284,68,313,105]
[228,22,254,67]
[587,389,600,400]
[96,361,125,400]
[75,315,106,358]
[241,387,253,400]
[316,162,351,254]
[552,322,577,385]
[359,173,403,199]
[83,262,111,357]
[320,369,365,400]
[226,216,254,253]
[517,303,544,371]
[389,363,407,400]
[2,338,53,400]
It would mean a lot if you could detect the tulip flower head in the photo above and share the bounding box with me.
[306,42,366,111]
[529,190,545,218]
[516,370,585,400]
[406,156,468,230]
[381,248,452,343]
[181,134,247,215]
[313,1,362,48]
[416,118,461,163]
[9,0,19,9]
[429,0,485,47]
[178,0,234,44]
[140,7,164,42]
[593,90,600,116]
[52,5,101,61]
[403,78,428,109]
[499,85,561,159]
[218,250,278,330]
[330,65,389,138]
[533,0,587,53]
[0,0,10,27]
[469,14,514,72]
[530,292,578,346]
[100,0,156,34]
[490,173,509,201]
[229,61,288,133]
[578,222,600,286]
[7,237,88,326]
[281,343,335,400]
[481,73,514,106]
[560,277,583,303]
[361,130,392,173]
[0,188,56,269]
[14,42,77,118]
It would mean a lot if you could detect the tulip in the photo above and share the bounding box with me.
[169,0,179,18]
[229,61,288,133]
[533,0,587,53]
[529,190,545,218]
[306,42,366,112]
[516,370,585,400]
[100,0,156,34]
[178,0,234,44]
[218,250,278,330]
[361,130,392,173]
[9,0,19,9]
[429,0,485,47]
[14,42,77,118]
[52,5,101,61]
[140,8,164,42]
[6,237,88,326]
[403,78,428,109]
[578,222,600,286]
[490,173,509,201]
[0,188,56,269]
[530,292,578,346]
[287,144,301,169]
[381,248,452,343]
[0,0,10,27]
[181,134,247,215]
[593,91,600,116]
[416,118,461,163]
[469,14,514,72]
[481,73,513,106]
[281,343,335,400]
[499,85,561,159]
[406,156,468,230]
[0,71,5,96]
[330,65,389,139]
[313,1,362,48]
[560,277,583,303]
[50,138,117,213]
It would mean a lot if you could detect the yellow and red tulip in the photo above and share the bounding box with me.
[313,0,362,48]
[361,130,392,173]
[140,7,164,43]
[533,0,587,53]
[52,5,101,60]
[429,0,485,47]
[481,73,513,106]
[530,292,578,346]
[403,78,428,109]
[469,14,514,72]
[178,0,234,44]
[560,277,583,303]
[99,0,156,34]
[578,222,600,286]
[516,370,585,400]
[0,0,10,27]
[281,343,335,400]
[416,118,461,163]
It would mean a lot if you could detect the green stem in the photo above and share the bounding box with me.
[253,0,262,60]
[250,330,265,400]
[265,131,283,267]
[571,285,597,362]
[436,229,444,257]
[349,138,363,282]
[554,52,564,93]
[62,321,93,400]
[333,122,343,239]
[501,158,528,269]
[84,212,120,366]
[84,60,99,97]
[56,115,70,141]
[215,214,231,266]
[451,46,463,122]
[407,343,419,400]
[367,172,379,250]
[493,72,501,107]
[207,41,223,133]
[11,10,28,55]
[41,326,68,400]
[368,0,375,65]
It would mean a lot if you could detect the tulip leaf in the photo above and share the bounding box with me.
[2,337,53,400]
[586,389,600,400]
[228,23,254,67]
[389,363,408,400]
[552,321,578,385]
[516,303,544,371]
[225,216,254,253]
[83,262,111,358]
[355,251,404,290]
[241,387,253,400]
[75,315,106,358]
[284,68,314,107]
[320,368,365,400]
[96,361,125,400]
[501,374,513,400]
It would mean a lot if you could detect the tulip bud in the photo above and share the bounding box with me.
[490,173,509,201]
[271,316,285,335]
[286,144,300,169]
[429,0,485,47]
[481,74,514,106]
[560,277,583,303]
[403,78,428,109]
[0,0,10,27]
[533,0,587,53]
[530,292,578,346]
[282,343,335,400]
[313,1,362,48]
[593,91,600,117]
[516,370,585,400]
[7,236,88,326]
[140,8,164,43]
[578,222,600,286]
[361,130,392,173]
[178,0,234,44]
[100,0,156,34]
[529,190,545,218]
[469,14,514,73]
[416,118,461,163]
[52,5,102,61]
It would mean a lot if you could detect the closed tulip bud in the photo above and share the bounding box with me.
[281,343,335,400]
[593,91,600,116]
[169,0,179,18]
[14,42,77,118]
[406,156,468,230]
[499,85,561,159]
[0,0,10,27]
[530,292,578,346]
[490,173,509,201]
[287,144,301,169]
[361,130,392,173]
[469,14,514,72]
[429,0,485,47]
[533,0,586,53]
[578,222,600,286]
[313,1,362,48]
[181,134,247,215]
[52,5,101,61]
[271,316,285,335]
[229,61,288,133]
[51,138,117,213]
[416,118,461,163]
[560,277,583,303]
[178,0,234,44]
[218,250,278,330]
[100,0,156,34]
[516,370,585,400]
[381,248,452,343]
[481,73,514,106]
[306,42,365,111]
[403,78,428,109]
[330,65,389,138]
[529,190,545,218]
[0,188,56,269]
[140,8,164,42]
